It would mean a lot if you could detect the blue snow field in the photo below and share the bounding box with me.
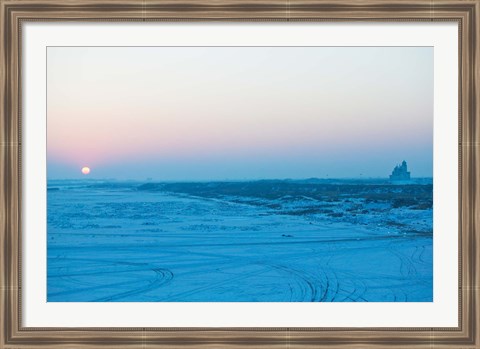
[47,179,433,302]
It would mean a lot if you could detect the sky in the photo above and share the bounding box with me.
[47,46,433,180]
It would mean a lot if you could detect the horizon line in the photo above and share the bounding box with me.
[47,176,433,182]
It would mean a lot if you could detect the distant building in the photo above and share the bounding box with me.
[390,160,411,181]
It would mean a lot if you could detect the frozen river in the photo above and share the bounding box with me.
[47,180,433,302]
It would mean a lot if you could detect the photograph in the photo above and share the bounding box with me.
[46,46,434,302]
[3,0,478,346]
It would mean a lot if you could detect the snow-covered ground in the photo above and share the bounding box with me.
[47,179,433,302]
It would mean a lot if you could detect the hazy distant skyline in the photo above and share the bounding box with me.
[47,47,433,180]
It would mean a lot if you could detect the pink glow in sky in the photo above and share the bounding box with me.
[47,47,433,180]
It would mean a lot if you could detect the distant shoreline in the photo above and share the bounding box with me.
[47,177,433,184]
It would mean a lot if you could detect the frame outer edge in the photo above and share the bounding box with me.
[460,1,480,347]
[4,1,20,347]
[449,1,480,348]
[462,2,480,347]
[470,0,479,347]
[0,0,6,344]
[1,0,479,348]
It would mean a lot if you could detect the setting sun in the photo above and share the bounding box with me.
[81,166,90,175]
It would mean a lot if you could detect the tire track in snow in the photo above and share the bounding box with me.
[267,264,325,302]
[159,267,273,301]
[93,268,174,302]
